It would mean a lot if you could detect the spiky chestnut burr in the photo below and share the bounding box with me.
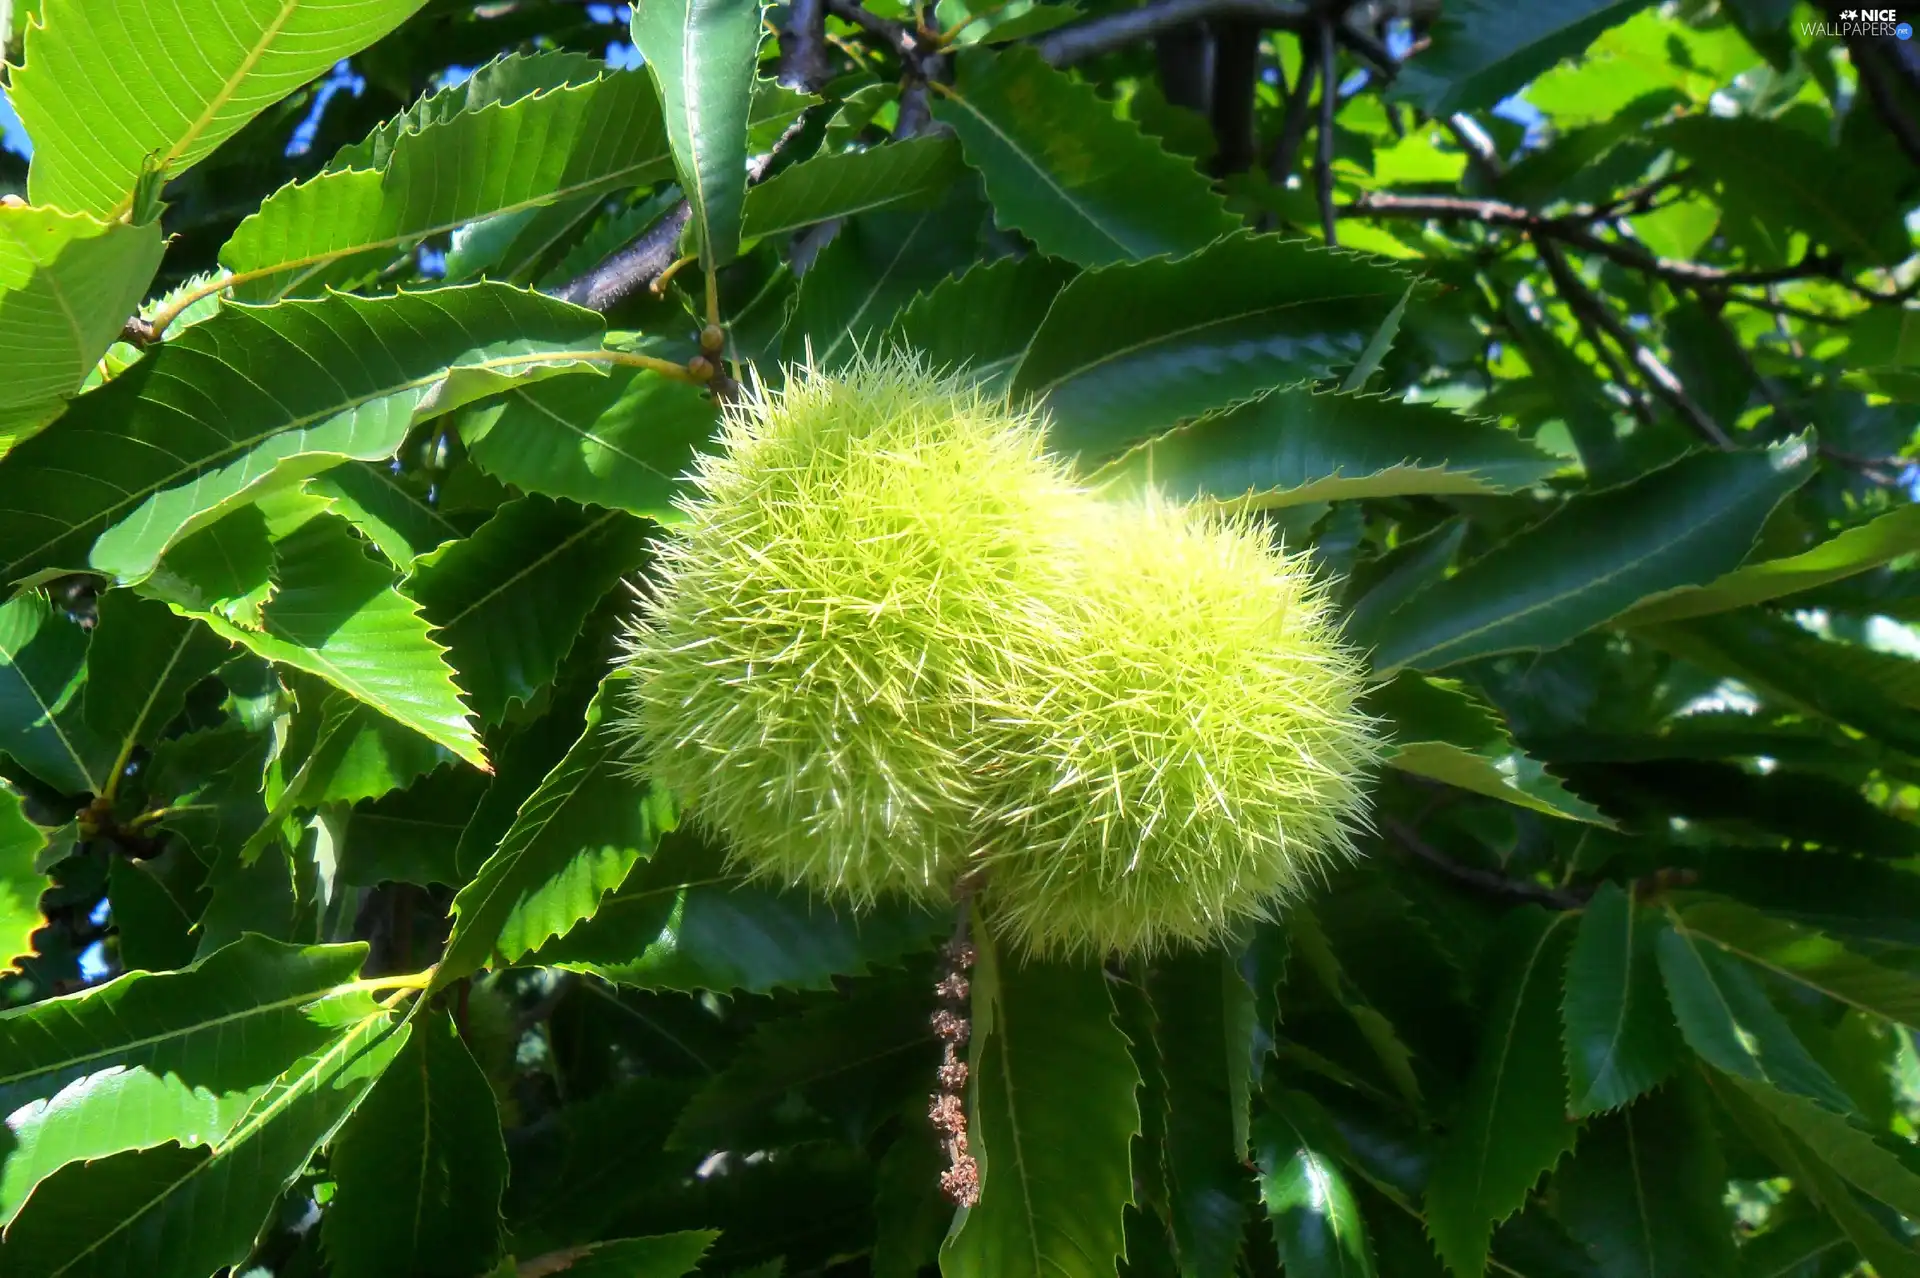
[969,494,1381,958]
[617,356,1084,904]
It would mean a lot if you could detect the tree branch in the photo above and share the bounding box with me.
[779,0,835,91]
[1314,17,1337,246]
[1209,20,1262,174]
[1035,0,1307,67]
[1381,816,1586,910]
[1264,34,1319,184]
[1535,238,1734,449]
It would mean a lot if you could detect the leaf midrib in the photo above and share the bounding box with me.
[1023,291,1397,401]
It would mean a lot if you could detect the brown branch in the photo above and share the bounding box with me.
[1845,33,1920,173]
[1034,0,1309,67]
[1265,35,1320,185]
[779,0,835,91]
[1315,18,1338,246]
[1381,816,1587,910]
[1534,238,1733,449]
[1209,20,1263,175]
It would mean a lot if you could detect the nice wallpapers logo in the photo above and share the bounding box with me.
[1807,8,1915,37]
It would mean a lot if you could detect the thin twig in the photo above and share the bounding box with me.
[1265,36,1319,185]
[1381,816,1587,910]
[1034,0,1309,66]
[1535,238,1733,449]
[1846,32,1920,172]
[1315,18,1337,246]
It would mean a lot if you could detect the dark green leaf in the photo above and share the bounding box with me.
[1011,233,1414,462]
[1390,0,1654,115]
[0,1005,409,1278]
[0,591,109,795]
[886,254,1077,391]
[1562,883,1682,1115]
[1555,1081,1735,1278]
[1366,438,1816,673]
[1152,950,1255,1278]
[942,943,1140,1278]
[81,591,228,765]
[1424,908,1579,1278]
[1655,913,1856,1113]
[530,832,944,993]
[0,285,609,586]
[408,496,652,723]
[933,46,1236,267]
[459,368,718,522]
[630,0,762,269]
[1367,672,1608,824]
[1678,899,1920,1031]
[338,763,489,888]
[324,1011,508,1278]
[1092,386,1557,509]
[438,671,677,988]
[0,936,372,1224]
[1254,1106,1380,1277]
[518,1233,717,1277]
[1619,506,1920,626]
[743,135,966,239]
[784,196,984,367]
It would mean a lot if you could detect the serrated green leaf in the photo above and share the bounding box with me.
[324,1010,507,1278]
[0,285,611,587]
[942,946,1140,1278]
[458,368,718,521]
[106,853,205,973]
[142,723,272,858]
[338,763,487,888]
[1562,883,1682,1115]
[885,254,1077,391]
[1092,385,1557,510]
[81,591,229,770]
[224,73,673,302]
[1365,438,1816,673]
[0,590,109,795]
[176,515,482,770]
[1368,672,1608,824]
[743,135,966,240]
[1733,1077,1920,1225]
[10,0,426,218]
[408,496,651,724]
[0,935,370,1225]
[1734,1213,1849,1278]
[671,979,934,1151]
[783,196,985,367]
[1658,115,1908,265]
[0,1001,409,1278]
[631,0,761,271]
[522,1232,718,1278]
[0,205,162,418]
[1010,232,1414,462]
[308,461,468,571]
[143,504,278,629]
[1253,1107,1379,1278]
[1655,913,1856,1113]
[1619,506,1920,626]
[1288,906,1424,1109]
[1425,908,1579,1278]
[933,45,1236,267]
[437,671,675,988]
[529,832,944,993]
[1711,1073,1920,1278]
[331,51,605,173]
[0,785,47,967]
[1555,1081,1734,1278]
[1677,899,1920,1031]
[1389,0,1653,116]
[1644,612,1920,760]
[1152,950,1255,1278]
